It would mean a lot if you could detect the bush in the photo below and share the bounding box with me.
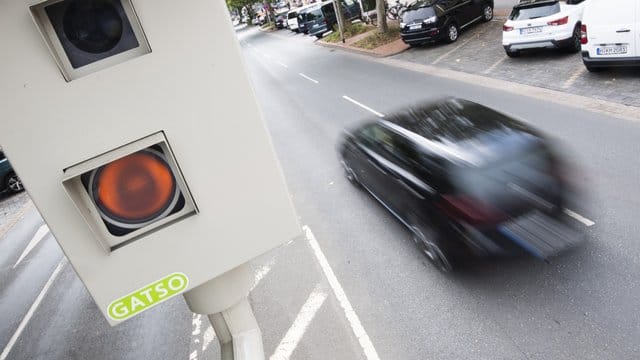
[323,22,373,43]
[352,28,401,49]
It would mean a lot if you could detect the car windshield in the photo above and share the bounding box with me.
[510,2,560,20]
[305,8,323,21]
[402,6,436,23]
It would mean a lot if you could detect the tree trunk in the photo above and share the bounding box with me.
[334,0,346,42]
[376,0,388,32]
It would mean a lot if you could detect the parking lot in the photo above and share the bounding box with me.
[394,17,640,108]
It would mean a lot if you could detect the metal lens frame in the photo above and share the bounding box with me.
[88,148,181,232]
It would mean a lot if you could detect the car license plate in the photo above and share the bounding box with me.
[409,24,422,30]
[520,26,543,35]
[596,45,628,55]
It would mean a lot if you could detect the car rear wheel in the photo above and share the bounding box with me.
[482,5,493,22]
[411,223,454,272]
[585,65,604,73]
[568,24,581,53]
[5,172,23,193]
[445,23,459,43]
[506,49,521,58]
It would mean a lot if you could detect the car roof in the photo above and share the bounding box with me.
[379,98,543,166]
[514,0,559,9]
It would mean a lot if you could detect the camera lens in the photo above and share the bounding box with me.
[62,0,123,54]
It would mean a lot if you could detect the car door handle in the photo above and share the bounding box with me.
[367,159,387,174]
[616,29,631,33]
[395,178,426,200]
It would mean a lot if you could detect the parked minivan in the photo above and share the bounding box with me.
[307,0,362,38]
[581,0,640,72]
[400,0,494,46]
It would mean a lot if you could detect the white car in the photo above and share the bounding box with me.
[502,0,587,57]
[581,0,640,72]
[287,10,299,32]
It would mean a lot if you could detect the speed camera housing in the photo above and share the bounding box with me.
[0,0,300,325]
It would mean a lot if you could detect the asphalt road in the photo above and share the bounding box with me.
[1,23,639,360]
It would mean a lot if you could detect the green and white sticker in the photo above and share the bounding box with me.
[108,272,189,321]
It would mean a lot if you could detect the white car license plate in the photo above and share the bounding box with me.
[596,45,628,55]
[409,24,422,30]
[520,26,543,35]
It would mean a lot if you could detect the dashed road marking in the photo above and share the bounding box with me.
[564,208,595,227]
[0,258,66,360]
[342,95,385,117]
[276,61,289,68]
[563,66,586,89]
[304,225,380,360]
[299,73,319,84]
[270,284,328,360]
[13,224,50,268]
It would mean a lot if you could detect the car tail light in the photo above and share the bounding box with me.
[580,24,588,44]
[547,16,569,26]
[503,24,514,32]
[437,195,507,225]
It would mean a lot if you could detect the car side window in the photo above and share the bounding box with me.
[356,124,395,153]
[344,0,355,6]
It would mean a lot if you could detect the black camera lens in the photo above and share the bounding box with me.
[45,0,140,69]
[62,0,123,54]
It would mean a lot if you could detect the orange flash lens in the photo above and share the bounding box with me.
[96,151,175,221]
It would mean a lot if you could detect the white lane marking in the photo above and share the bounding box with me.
[251,261,274,292]
[270,284,328,360]
[201,325,216,352]
[192,313,203,336]
[564,208,595,227]
[483,55,508,74]
[189,351,198,360]
[0,258,66,360]
[13,224,50,269]
[563,66,586,89]
[342,95,385,118]
[303,226,380,360]
[276,61,289,68]
[299,73,319,84]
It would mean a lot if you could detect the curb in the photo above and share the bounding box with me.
[316,40,407,58]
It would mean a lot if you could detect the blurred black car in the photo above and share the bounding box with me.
[0,150,23,194]
[400,0,494,46]
[338,98,583,271]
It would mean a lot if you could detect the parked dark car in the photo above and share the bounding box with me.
[297,7,315,34]
[400,0,494,46]
[307,0,362,38]
[275,13,288,29]
[0,150,23,194]
[338,98,583,271]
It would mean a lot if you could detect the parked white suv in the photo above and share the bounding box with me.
[581,0,640,72]
[502,0,587,57]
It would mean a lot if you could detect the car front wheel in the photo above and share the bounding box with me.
[411,223,455,272]
[482,5,493,22]
[5,172,24,193]
[445,23,459,43]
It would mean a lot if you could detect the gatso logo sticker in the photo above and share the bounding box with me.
[108,272,189,321]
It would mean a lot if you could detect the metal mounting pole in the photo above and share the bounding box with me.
[184,263,264,360]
